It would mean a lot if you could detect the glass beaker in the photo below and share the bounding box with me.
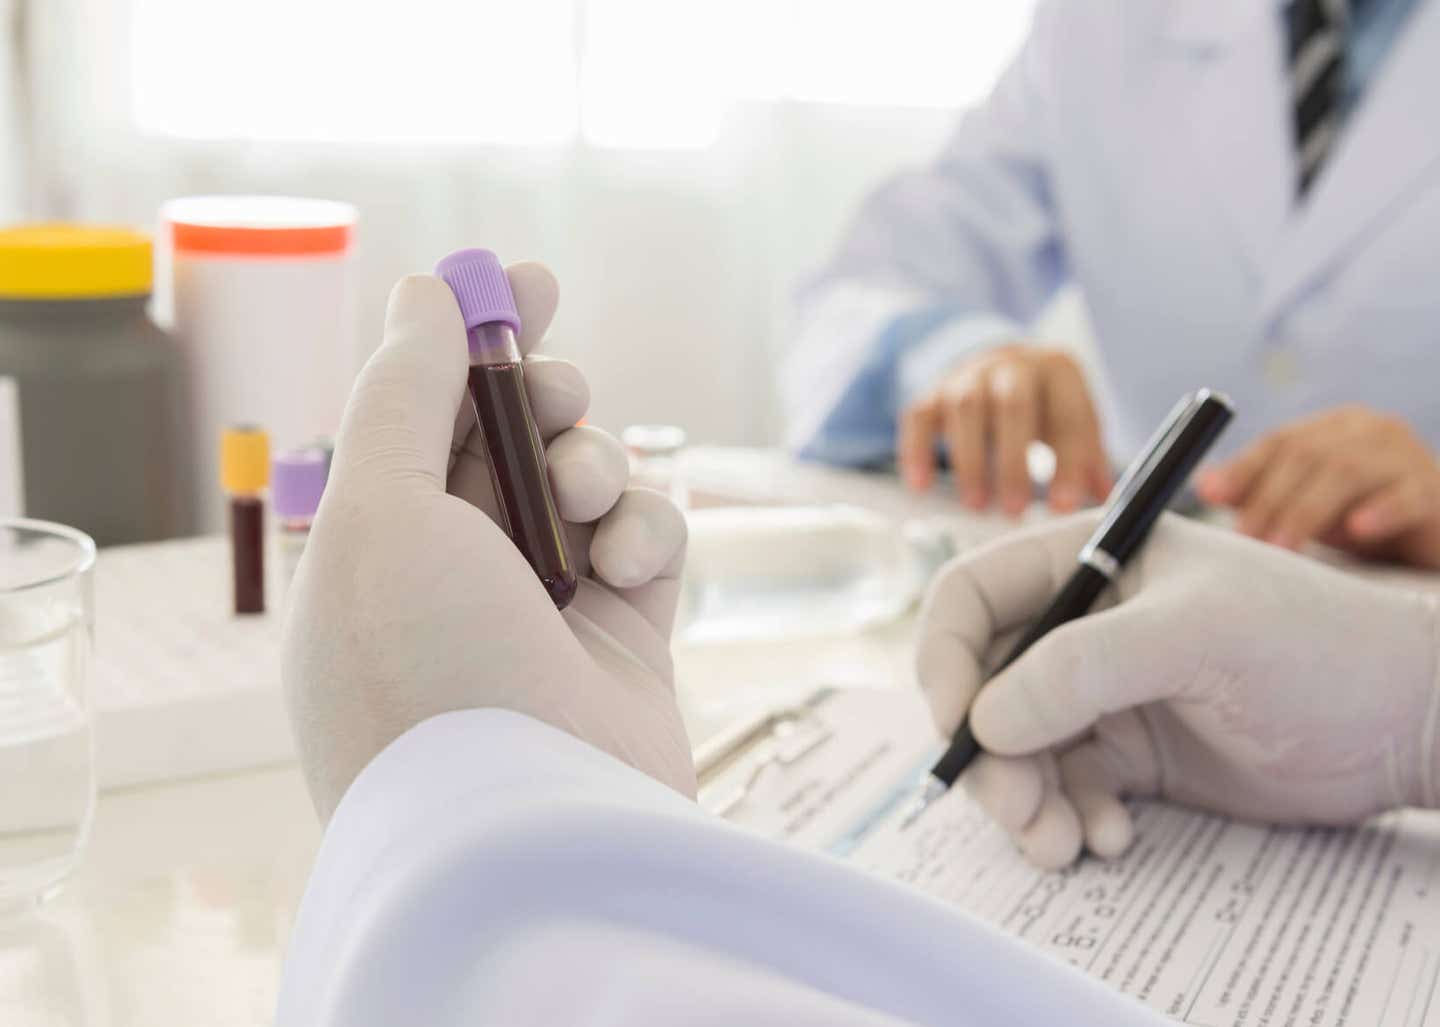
[0,519,96,913]
[622,424,688,509]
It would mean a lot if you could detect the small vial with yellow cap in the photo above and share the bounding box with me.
[220,426,270,615]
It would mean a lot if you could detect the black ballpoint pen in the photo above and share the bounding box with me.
[914,388,1235,814]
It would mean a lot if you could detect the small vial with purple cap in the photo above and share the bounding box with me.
[272,446,328,602]
[435,249,578,609]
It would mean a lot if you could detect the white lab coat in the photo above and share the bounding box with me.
[275,711,1165,1026]
[785,0,1440,465]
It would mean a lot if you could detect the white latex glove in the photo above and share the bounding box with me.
[283,267,695,822]
[917,513,1440,870]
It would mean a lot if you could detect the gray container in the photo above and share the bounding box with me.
[0,297,188,545]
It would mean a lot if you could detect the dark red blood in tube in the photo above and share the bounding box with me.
[468,362,578,609]
[231,495,265,614]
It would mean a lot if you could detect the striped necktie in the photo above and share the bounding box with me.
[1286,0,1349,196]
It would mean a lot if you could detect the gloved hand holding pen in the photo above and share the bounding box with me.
[916,513,1440,870]
[282,265,696,822]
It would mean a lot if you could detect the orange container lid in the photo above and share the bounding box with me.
[163,196,356,257]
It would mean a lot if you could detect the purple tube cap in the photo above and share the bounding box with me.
[272,447,329,519]
[434,249,522,335]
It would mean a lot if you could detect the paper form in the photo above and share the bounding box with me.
[854,792,1440,1026]
[711,687,1440,1026]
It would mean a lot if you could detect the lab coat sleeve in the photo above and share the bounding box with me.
[783,2,1068,465]
[275,708,1167,1027]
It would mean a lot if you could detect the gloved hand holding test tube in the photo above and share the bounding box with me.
[436,249,578,608]
[283,264,694,822]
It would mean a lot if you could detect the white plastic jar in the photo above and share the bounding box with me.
[160,196,357,531]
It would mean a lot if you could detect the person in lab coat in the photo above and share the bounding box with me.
[785,0,1440,568]
[274,264,1440,1025]
[276,267,1166,1026]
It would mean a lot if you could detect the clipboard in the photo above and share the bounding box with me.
[696,688,839,817]
[695,686,942,851]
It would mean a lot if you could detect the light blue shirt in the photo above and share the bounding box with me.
[1347,0,1423,110]
[794,0,1425,468]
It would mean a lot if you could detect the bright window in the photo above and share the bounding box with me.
[130,0,578,144]
[131,0,1035,148]
[579,0,740,149]
[776,1,1037,107]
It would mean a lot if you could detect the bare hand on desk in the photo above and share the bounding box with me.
[282,270,695,823]
[1197,405,1440,569]
[915,514,1440,870]
[898,345,1112,517]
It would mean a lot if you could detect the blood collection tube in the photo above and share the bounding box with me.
[220,425,270,615]
[272,446,328,603]
[436,249,578,609]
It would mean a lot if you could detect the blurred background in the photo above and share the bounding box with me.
[6,0,1039,438]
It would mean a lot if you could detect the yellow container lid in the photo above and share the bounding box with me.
[220,426,271,494]
[0,224,153,299]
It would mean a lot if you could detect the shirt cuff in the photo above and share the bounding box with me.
[895,313,1022,412]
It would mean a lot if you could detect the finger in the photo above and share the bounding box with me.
[916,620,980,737]
[1049,441,1105,512]
[591,488,687,589]
[448,405,473,477]
[547,426,630,525]
[1195,435,1279,508]
[1233,446,1318,540]
[525,357,590,440]
[1089,462,1114,503]
[898,397,942,492]
[1269,459,1384,551]
[987,360,1040,516]
[445,443,504,523]
[335,274,466,493]
[1015,756,1083,870]
[961,754,1046,834]
[1348,475,1433,541]
[968,599,1163,756]
[1041,356,1107,511]
[590,488,688,632]
[1058,743,1134,859]
[507,261,560,356]
[916,514,1100,735]
[940,378,989,510]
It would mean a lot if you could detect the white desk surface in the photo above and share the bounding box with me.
[5,446,1436,1027]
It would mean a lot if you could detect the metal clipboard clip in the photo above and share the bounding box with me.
[695,689,837,818]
